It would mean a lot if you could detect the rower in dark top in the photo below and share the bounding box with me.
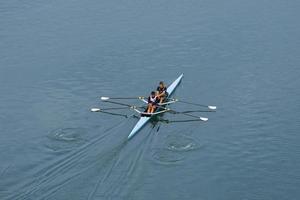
[147,91,159,113]
[156,81,168,103]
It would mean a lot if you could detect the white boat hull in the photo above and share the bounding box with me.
[127,74,184,139]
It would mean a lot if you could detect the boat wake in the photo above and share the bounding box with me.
[3,120,128,200]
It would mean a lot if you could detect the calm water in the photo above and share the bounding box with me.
[1,0,300,199]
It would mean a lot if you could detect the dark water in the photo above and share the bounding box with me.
[1,0,300,199]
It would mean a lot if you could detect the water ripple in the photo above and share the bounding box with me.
[151,148,184,165]
[165,134,201,152]
[150,134,201,165]
[46,128,87,152]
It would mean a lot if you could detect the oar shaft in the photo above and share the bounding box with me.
[103,100,135,108]
[103,100,146,114]
[181,110,216,113]
[101,107,131,110]
[101,106,146,111]
[160,119,207,124]
[181,112,201,119]
[90,108,128,118]
[168,99,217,110]
[161,106,208,121]
[101,96,144,100]
[108,97,144,99]
[99,111,129,118]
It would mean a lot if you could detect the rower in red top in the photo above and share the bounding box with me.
[156,81,168,103]
[147,91,159,113]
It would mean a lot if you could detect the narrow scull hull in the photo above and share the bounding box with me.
[127,74,184,139]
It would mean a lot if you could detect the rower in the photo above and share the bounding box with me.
[156,81,168,103]
[147,91,159,113]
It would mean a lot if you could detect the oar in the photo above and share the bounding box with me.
[90,108,129,118]
[96,107,129,111]
[159,119,207,124]
[100,100,136,108]
[179,112,208,121]
[101,96,145,100]
[100,100,147,115]
[170,110,208,121]
[180,110,216,113]
[168,98,217,110]
[158,100,177,106]
[156,105,208,122]
[96,106,146,111]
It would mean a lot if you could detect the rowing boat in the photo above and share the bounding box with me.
[91,73,216,140]
[127,74,184,139]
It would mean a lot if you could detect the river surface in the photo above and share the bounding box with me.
[1,0,300,199]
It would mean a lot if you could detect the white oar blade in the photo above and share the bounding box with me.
[91,108,101,112]
[101,97,110,101]
[200,117,208,121]
[208,106,217,110]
